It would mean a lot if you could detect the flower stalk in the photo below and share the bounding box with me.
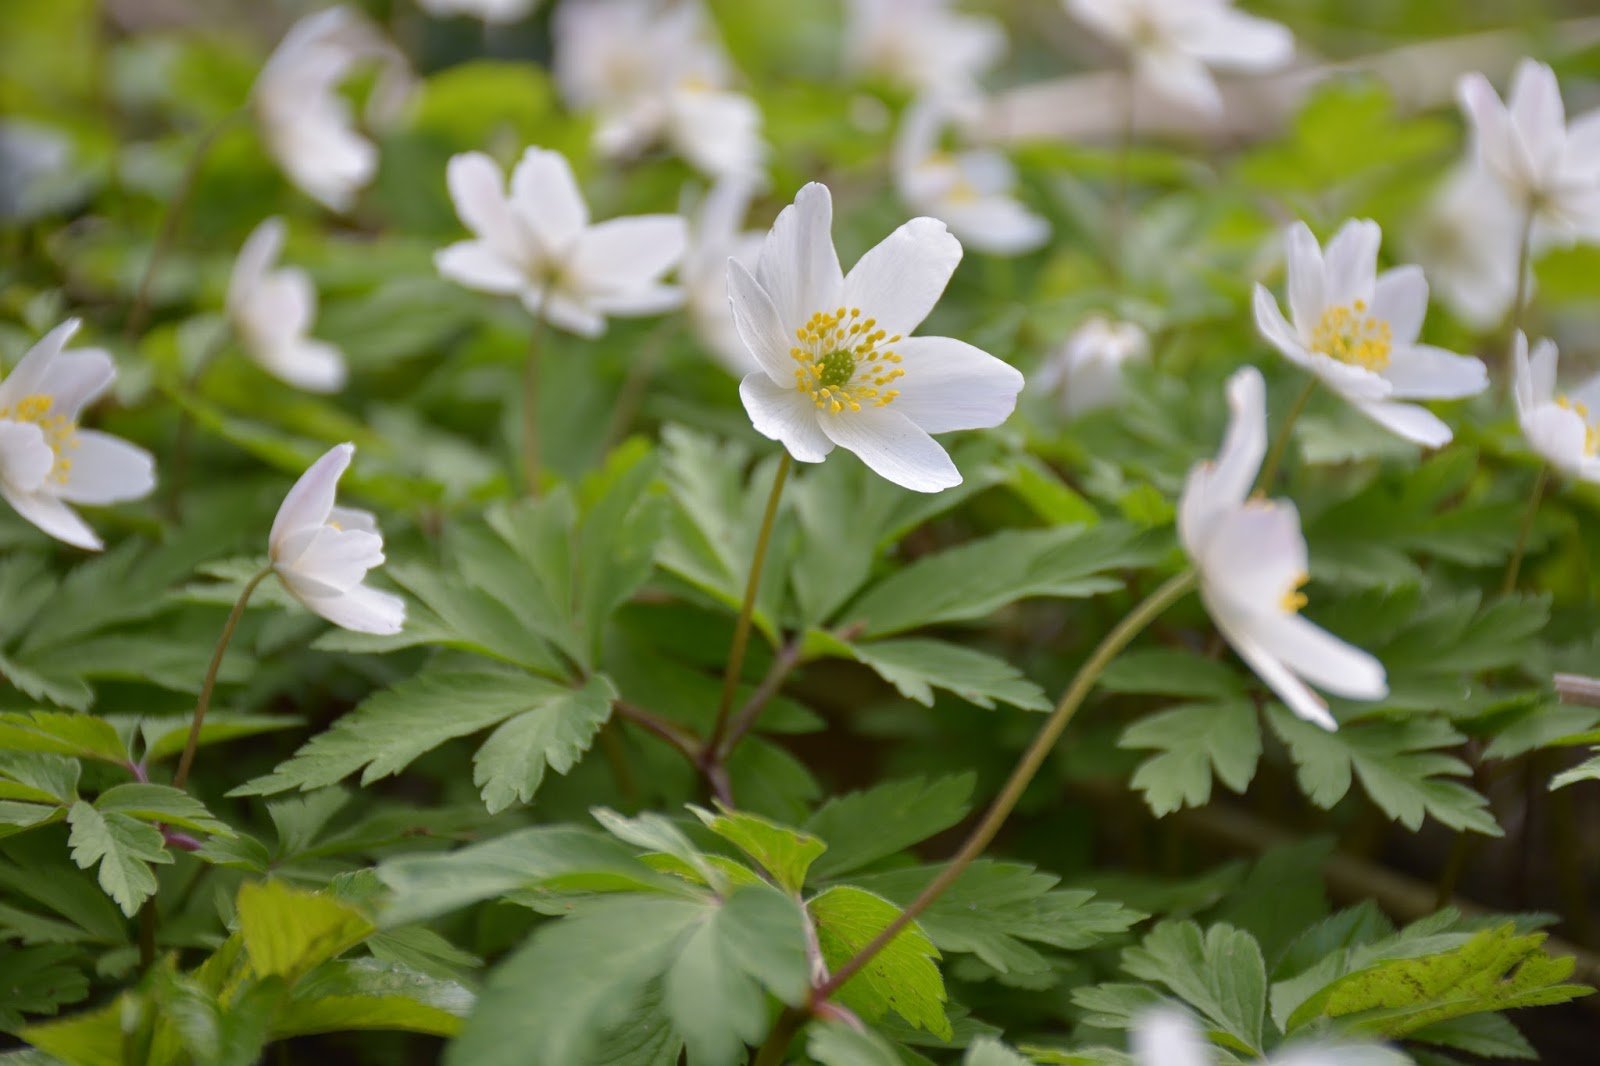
[1255,377,1316,493]
[173,565,274,790]
[522,322,546,497]
[1502,465,1548,596]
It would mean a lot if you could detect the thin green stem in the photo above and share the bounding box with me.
[522,321,546,497]
[1502,466,1548,597]
[753,1006,807,1066]
[602,325,673,452]
[1505,202,1536,383]
[1255,378,1317,494]
[704,453,793,758]
[172,566,273,790]
[808,569,1196,1007]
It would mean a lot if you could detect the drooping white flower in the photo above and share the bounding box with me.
[0,320,156,551]
[435,147,688,338]
[732,183,1023,493]
[1178,367,1386,730]
[1512,333,1600,485]
[1253,219,1488,448]
[226,218,347,393]
[1033,315,1149,417]
[1458,59,1600,245]
[1402,167,1524,332]
[684,180,767,375]
[254,6,412,213]
[893,95,1049,257]
[553,0,765,180]
[270,443,405,635]
[843,0,1007,96]
[1133,1008,1407,1066]
[1065,0,1294,115]
[417,0,540,24]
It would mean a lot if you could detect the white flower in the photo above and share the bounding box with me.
[1458,59,1600,245]
[254,6,411,213]
[226,218,347,393]
[270,443,405,635]
[1133,1007,1406,1066]
[1402,167,1524,332]
[553,0,765,180]
[732,183,1023,493]
[843,0,1006,96]
[418,0,540,23]
[435,147,688,338]
[0,320,155,551]
[893,96,1049,257]
[1033,315,1149,417]
[1512,333,1600,485]
[1065,0,1294,115]
[684,180,767,375]
[1178,367,1386,730]
[1253,219,1488,448]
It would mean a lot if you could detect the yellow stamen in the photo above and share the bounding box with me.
[1310,301,1393,371]
[0,393,78,484]
[1556,395,1600,455]
[1280,572,1310,614]
[789,306,906,411]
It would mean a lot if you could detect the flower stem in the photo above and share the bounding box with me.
[1506,202,1536,382]
[753,1006,808,1066]
[522,322,546,497]
[807,569,1196,1007]
[1502,465,1548,597]
[124,110,240,341]
[172,566,273,790]
[705,453,793,760]
[1255,378,1317,494]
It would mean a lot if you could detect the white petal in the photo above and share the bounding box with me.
[540,292,606,338]
[40,350,116,419]
[1180,8,1295,71]
[1135,49,1222,115]
[888,336,1023,434]
[270,442,353,551]
[329,505,379,534]
[446,152,516,243]
[1356,400,1452,447]
[1458,72,1522,192]
[297,582,406,635]
[818,404,960,493]
[727,259,800,383]
[1566,109,1600,174]
[590,283,685,317]
[738,372,833,463]
[1382,345,1487,401]
[1178,366,1267,555]
[570,215,688,295]
[1198,498,1307,616]
[1522,404,1589,475]
[755,182,843,332]
[55,430,156,505]
[283,525,385,593]
[509,147,589,254]
[1254,284,1313,364]
[435,241,527,295]
[1,486,101,551]
[1253,612,1388,702]
[842,216,962,339]
[943,199,1050,256]
[0,421,53,493]
[258,337,348,394]
[1321,219,1381,309]
[0,319,78,410]
[228,218,286,318]
[1370,265,1428,346]
[1284,223,1326,331]
[1223,619,1338,731]
[1131,1009,1210,1066]
[1508,59,1564,177]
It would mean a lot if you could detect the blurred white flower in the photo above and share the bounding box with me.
[417,0,540,24]
[1033,315,1149,417]
[843,0,1006,96]
[1254,219,1488,448]
[270,443,405,635]
[684,180,766,375]
[1513,333,1600,485]
[733,183,1023,492]
[1133,1007,1407,1066]
[435,147,688,338]
[227,218,347,393]
[254,5,412,213]
[1458,59,1600,245]
[1065,0,1294,115]
[893,95,1049,257]
[0,320,156,551]
[0,121,79,221]
[553,0,765,180]
[1403,167,1524,332]
[1178,367,1386,730]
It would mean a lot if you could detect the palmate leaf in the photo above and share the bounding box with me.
[694,805,827,894]
[0,945,91,1029]
[230,666,615,814]
[237,880,374,984]
[1120,700,1261,816]
[809,885,951,1040]
[806,1021,903,1066]
[827,635,1051,712]
[65,801,171,917]
[804,775,974,881]
[1119,921,1267,1056]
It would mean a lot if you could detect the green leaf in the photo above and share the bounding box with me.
[1099,650,1245,700]
[1120,701,1261,816]
[1121,922,1266,1055]
[0,713,128,764]
[806,1021,903,1066]
[236,879,374,984]
[0,945,90,1029]
[65,801,169,917]
[472,676,616,815]
[1551,750,1600,791]
[1268,708,1501,836]
[1287,924,1590,1037]
[805,775,973,881]
[842,638,1051,712]
[1409,1012,1536,1060]
[20,1000,122,1066]
[137,714,299,762]
[276,958,472,1038]
[965,1037,1034,1066]
[845,525,1160,638]
[694,805,827,893]
[593,807,727,893]
[0,752,79,806]
[809,885,951,1040]
[93,784,233,837]
[0,800,62,839]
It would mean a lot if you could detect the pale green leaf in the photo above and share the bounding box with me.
[236,879,374,983]
[844,638,1050,712]
[65,801,169,917]
[472,676,616,814]
[1121,701,1261,816]
[809,885,951,1040]
[694,805,827,893]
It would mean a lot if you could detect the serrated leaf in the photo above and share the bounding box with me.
[806,1021,903,1066]
[695,805,826,893]
[1121,700,1261,816]
[1121,921,1266,1055]
[0,945,90,1029]
[843,638,1051,712]
[0,752,79,805]
[0,713,128,764]
[965,1037,1034,1066]
[472,676,616,814]
[94,784,233,837]
[594,807,727,892]
[805,775,973,881]
[809,885,951,1040]
[20,1000,122,1066]
[66,801,169,917]
[275,958,472,1038]
[236,879,374,983]
[1409,1012,1536,1060]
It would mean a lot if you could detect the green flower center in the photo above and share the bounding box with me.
[791,307,905,414]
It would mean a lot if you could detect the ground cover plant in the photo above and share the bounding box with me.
[3,0,1600,1063]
